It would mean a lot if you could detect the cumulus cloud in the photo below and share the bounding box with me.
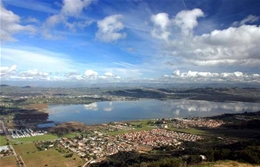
[42,0,94,39]
[0,2,36,42]
[61,0,92,16]
[151,13,171,41]
[174,8,204,36]
[83,69,98,79]
[150,8,204,41]
[19,69,49,80]
[166,70,260,83]
[96,14,126,42]
[0,65,17,79]
[197,25,260,46]
[150,9,260,70]
[64,71,82,80]
[187,25,260,67]
[82,70,121,80]
[100,72,121,79]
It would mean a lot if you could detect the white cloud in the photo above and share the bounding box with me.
[83,70,98,79]
[167,70,260,83]
[45,14,64,28]
[174,8,204,36]
[100,72,121,79]
[64,72,83,80]
[150,8,204,41]
[42,0,94,39]
[188,25,260,67]
[82,70,121,80]
[233,15,259,26]
[19,70,49,80]
[151,13,171,41]
[240,15,259,25]
[0,2,36,42]
[26,17,39,23]
[0,65,17,78]
[198,25,260,46]
[103,72,113,77]
[61,0,92,17]
[96,14,126,42]
[150,9,260,70]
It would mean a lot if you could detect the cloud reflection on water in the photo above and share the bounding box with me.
[162,100,260,113]
[48,100,260,125]
[84,102,98,111]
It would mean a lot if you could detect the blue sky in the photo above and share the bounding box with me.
[1,0,260,83]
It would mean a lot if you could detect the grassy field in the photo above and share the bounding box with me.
[197,160,260,167]
[168,127,210,135]
[0,135,8,146]
[202,128,260,139]
[127,120,150,125]
[13,143,38,155]
[11,134,58,144]
[61,132,80,138]
[167,127,260,139]
[0,156,17,167]
[107,126,154,136]
[21,148,84,167]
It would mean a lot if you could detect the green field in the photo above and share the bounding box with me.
[10,134,58,144]
[107,126,154,136]
[127,120,150,125]
[0,135,8,146]
[13,143,38,155]
[61,132,80,138]
[0,156,17,167]
[168,127,209,135]
[21,148,84,167]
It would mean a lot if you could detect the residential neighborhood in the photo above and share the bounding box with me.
[49,127,203,163]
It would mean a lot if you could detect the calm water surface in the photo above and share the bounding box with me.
[47,100,260,125]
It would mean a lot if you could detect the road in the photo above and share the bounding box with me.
[0,120,9,140]
[0,119,27,167]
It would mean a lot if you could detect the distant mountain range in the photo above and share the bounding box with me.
[1,80,260,88]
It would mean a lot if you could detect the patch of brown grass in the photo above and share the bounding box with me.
[0,156,17,167]
[25,103,48,111]
[21,148,84,167]
[199,160,260,167]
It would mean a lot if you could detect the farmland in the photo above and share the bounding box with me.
[21,148,84,167]
[0,136,8,146]
[0,156,17,167]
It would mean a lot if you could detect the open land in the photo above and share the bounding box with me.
[0,85,260,166]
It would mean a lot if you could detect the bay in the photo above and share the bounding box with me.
[47,99,260,125]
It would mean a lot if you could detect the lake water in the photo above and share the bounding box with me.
[47,99,260,125]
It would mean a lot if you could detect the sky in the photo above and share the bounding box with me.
[1,0,260,84]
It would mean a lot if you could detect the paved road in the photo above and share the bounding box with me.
[0,120,9,139]
[0,119,27,167]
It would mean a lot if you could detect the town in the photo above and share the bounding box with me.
[38,127,203,164]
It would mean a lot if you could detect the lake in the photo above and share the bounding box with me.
[47,99,260,125]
